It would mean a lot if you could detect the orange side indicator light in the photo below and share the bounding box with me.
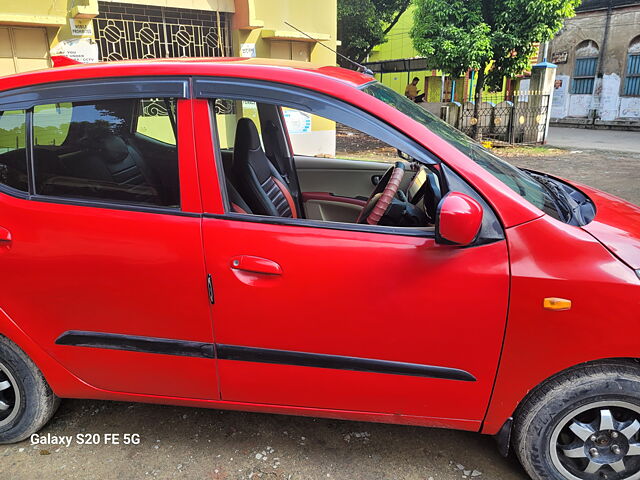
[543,297,572,311]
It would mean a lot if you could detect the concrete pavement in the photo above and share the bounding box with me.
[547,126,640,153]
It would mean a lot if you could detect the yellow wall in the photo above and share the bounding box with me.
[233,0,337,66]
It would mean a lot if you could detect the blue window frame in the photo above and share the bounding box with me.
[624,54,640,96]
[571,57,597,94]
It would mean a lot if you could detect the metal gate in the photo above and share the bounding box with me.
[95,1,232,61]
[457,92,551,144]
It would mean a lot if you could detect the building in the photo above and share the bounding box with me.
[365,5,471,103]
[0,1,338,155]
[546,0,640,127]
[0,0,337,76]
[364,4,537,105]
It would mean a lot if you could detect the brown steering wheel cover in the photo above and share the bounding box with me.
[366,167,405,225]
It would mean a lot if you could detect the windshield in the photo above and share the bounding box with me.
[362,82,562,220]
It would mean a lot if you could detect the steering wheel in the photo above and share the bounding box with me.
[357,162,406,225]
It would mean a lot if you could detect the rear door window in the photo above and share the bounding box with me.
[32,98,180,208]
[0,109,28,192]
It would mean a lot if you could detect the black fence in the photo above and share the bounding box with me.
[442,92,551,144]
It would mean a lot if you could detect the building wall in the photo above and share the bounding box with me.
[0,1,337,74]
[233,0,337,66]
[547,0,640,123]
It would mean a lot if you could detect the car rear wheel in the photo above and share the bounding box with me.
[514,361,640,480]
[0,336,60,444]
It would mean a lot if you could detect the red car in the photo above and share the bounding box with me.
[0,58,638,480]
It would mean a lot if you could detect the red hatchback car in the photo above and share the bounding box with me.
[0,58,638,480]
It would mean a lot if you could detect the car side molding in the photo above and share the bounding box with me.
[55,331,476,382]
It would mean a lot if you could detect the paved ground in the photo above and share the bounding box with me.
[547,126,640,154]
[2,133,639,480]
[502,145,640,206]
[2,400,527,480]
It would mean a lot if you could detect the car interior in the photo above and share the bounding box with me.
[214,99,443,230]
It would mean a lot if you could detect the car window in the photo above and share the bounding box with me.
[0,109,28,192]
[210,96,435,232]
[214,99,263,149]
[135,98,177,145]
[284,107,397,163]
[362,82,563,220]
[32,98,180,208]
[33,103,73,146]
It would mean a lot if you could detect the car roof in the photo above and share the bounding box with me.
[0,57,375,91]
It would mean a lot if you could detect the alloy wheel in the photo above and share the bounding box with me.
[0,360,19,427]
[551,401,640,480]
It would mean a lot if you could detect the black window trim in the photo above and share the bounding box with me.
[204,212,436,238]
[0,76,190,214]
[197,76,442,239]
[0,76,190,111]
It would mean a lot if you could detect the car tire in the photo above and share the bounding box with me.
[514,360,640,480]
[0,336,60,444]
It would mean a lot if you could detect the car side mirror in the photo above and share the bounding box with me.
[435,192,483,246]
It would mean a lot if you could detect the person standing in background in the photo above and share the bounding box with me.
[405,77,425,102]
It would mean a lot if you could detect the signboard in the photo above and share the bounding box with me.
[551,74,569,118]
[69,18,94,37]
[51,38,99,64]
[283,109,312,134]
[240,43,256,58]
[551,51,568,64]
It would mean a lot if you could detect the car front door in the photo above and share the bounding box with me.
[194,80,509,427]
[0,78,217,400]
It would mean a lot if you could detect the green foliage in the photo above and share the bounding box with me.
[410,0,580,90]
[338,0,411,65]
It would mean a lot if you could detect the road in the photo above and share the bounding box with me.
[3,140,639,480]
[547,126,640,154]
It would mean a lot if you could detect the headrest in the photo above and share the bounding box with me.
[234,118,262,153]
[97,135,129,164]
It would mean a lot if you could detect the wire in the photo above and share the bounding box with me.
[283,21,374,75]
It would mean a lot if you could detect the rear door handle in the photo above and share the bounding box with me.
[0,226,11,243]
[230,256,282,275]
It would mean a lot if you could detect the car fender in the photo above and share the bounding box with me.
[0,306,96,398]
[482,215,640,435]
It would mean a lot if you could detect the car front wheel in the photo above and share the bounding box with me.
[514,360,640,480]
[0,336,60,444]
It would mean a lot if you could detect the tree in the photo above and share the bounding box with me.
[337,0,411,67]
[410,0,579,135]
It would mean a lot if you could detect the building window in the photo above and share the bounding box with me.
[94,1,232,61]
[571,40,599,95]
[623,36,640,96]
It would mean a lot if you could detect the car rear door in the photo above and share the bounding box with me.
[194,79,510,428]
[0,78,218,399]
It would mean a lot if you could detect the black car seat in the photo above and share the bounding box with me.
[231,118,297,218]
[46,134,160,203]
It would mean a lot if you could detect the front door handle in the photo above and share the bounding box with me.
[230,256,282,275]
[0,226,12,243]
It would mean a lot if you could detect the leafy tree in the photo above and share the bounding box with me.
[338,0,411,66]
[411,0,579,132]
